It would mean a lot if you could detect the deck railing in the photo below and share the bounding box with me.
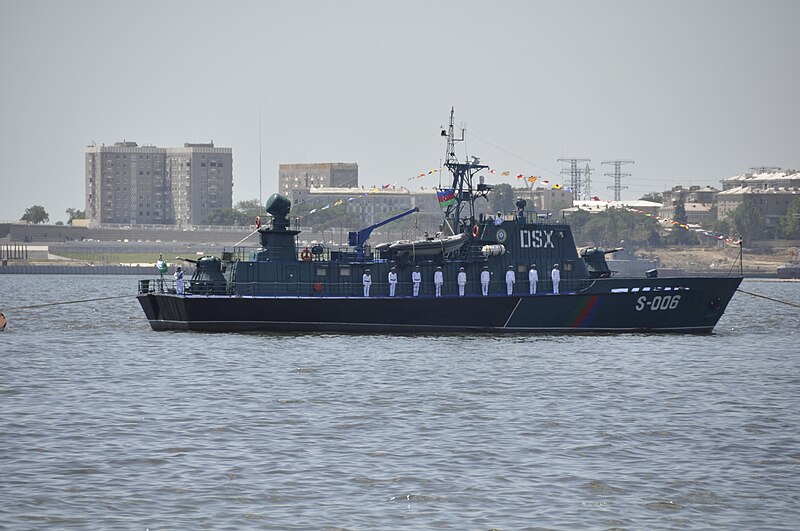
[138,277,588,297]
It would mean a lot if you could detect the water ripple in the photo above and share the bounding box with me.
[1,276,799,528]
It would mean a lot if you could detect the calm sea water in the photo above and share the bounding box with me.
[1,275,799,530]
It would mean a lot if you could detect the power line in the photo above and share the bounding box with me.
[602,160,634,201]
[558,158,590,199]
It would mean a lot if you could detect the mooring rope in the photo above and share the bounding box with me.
[736,288,800,309]
[1,294,133,312]
[233,229,259,247]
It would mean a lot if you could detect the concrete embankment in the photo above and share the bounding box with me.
[0,264,156,275]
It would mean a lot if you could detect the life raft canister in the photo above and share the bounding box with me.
[472,223,480,238]
[300,248,313,262]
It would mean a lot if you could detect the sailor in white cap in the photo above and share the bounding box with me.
[434,266,444,297]
[362,268,372,297]
[551,263,560,294]
[411,265,421,296]
[174,266,185,295]
[480,265,490,296]
[457,266,467,296]
[505,265,515,295]
[529,264,538,295]
[388,266,398,297]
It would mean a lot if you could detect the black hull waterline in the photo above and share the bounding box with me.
[137,276,742,334]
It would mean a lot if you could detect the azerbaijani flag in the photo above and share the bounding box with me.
[437,188,456,208]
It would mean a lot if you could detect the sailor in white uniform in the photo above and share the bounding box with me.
[388,267,398,296]
[480,266,490,296]
[494,212,503,225]
[457,267,467,296]
[551,263,560,294]
[505,265,515,295]
[434,266,444,297]
[412,265,421,296]
[174,266,185,295]
[529,264,538,295]
[363,269,372,297]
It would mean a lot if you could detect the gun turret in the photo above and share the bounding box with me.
[579,247,622,279]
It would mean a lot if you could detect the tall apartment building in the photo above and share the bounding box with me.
[85,141,232,226]
[279,163,358,197]
[166,143,233,226]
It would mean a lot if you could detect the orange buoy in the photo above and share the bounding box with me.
[0,312,6,331]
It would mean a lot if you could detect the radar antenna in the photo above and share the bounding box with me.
[440,108,489,234]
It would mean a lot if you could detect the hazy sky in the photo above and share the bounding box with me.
[1,0,798,222]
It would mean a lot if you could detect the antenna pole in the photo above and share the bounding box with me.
[259,109,263,208]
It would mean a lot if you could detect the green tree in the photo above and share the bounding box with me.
[730,202,763,246]
[66,208,86,225]
[202,198,268,226]
[488,183,515,214]
[21,205,49,224]
[235,199,266,223]
[665,197,699,245]
[203,208,245,226]
[779,196,800,239]
[640,192,663,203]
[712,218,732,237]
[570,207,660,248]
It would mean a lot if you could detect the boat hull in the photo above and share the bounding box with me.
[137,276,742,334]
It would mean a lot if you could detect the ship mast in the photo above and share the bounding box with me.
[441,107,489,234]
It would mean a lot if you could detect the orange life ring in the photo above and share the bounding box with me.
[300,248,312,262]
[312,281,324,292]
[255,215,261,228]
[472,223,480,238]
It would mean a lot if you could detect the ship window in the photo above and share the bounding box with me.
[563,260,573,272]
[316,267,327,276]
[339,266,351,277]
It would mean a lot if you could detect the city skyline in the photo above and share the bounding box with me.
[1,0,798,223]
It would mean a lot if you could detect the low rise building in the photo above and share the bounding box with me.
[279,163,358,198]
[292,186,413,226]
[567,200,661,217]
[718,169,800,230]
